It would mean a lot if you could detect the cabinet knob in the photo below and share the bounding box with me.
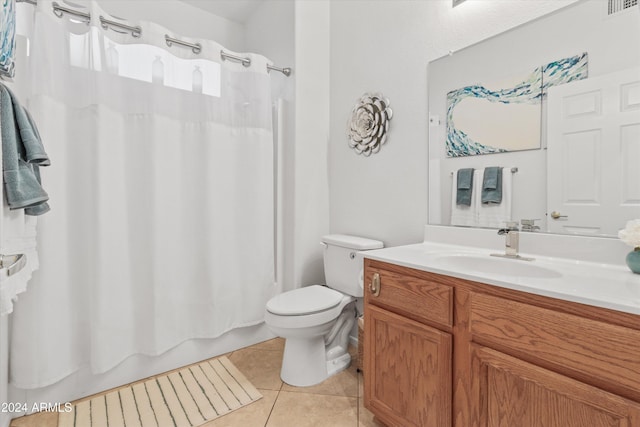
[368,272,381,297]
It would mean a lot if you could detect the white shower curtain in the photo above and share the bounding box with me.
[10,0,275,388]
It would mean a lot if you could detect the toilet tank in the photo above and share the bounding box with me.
[321,234,384,297]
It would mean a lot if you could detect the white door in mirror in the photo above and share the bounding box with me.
[547,67,640,236]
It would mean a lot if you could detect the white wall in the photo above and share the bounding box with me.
[328,0,577,247]
[245,1,295,101]
[0,319,8,427]
[293,0,331,287]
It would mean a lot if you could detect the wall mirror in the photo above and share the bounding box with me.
[428,0,640,237]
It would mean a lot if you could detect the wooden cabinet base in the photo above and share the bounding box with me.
[363,259,640,427]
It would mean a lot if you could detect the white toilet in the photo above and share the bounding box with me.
[264,234,383,387]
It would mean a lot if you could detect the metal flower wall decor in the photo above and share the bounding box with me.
[347,93,393,156]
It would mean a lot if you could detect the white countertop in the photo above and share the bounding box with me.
[364,241,640,316]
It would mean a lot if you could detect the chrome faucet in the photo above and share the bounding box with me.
[497,222,520,257]
[492,222,534,261]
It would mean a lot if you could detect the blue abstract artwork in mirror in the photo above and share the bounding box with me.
[446,52,588,157]
[0,0,16,78]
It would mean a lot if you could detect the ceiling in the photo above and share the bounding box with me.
[179,0,265,24]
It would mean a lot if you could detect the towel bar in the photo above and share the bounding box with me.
[0,254,27,279]
[450,167,518,176]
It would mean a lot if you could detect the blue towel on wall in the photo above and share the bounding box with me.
[456,168,474,206]
[481,166,502,204]
[1,84,51,215]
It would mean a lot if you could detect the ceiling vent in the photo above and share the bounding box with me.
[608,0,638,15]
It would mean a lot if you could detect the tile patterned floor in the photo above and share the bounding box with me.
[10,338,385,427]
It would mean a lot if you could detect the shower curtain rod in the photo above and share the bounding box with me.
[221,50,292,77]
[16,0,292,77]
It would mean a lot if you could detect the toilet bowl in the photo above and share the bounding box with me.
[264,234,383,387]
[265,285,357,386]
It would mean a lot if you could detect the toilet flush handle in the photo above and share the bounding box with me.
[368,273,381,297]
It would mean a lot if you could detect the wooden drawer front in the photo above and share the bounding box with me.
[470,293,640,400]
[365,266,453,328]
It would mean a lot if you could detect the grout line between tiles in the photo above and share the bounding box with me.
[263,387,281,426]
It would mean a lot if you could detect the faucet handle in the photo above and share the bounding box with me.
[497,221,519,235]
[505,221,519,230]
[521,218,541,231]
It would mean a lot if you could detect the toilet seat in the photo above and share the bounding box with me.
[266,285,344,316]
[264,285,354,330]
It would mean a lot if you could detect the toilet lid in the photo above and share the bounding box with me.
[266,285,344,316]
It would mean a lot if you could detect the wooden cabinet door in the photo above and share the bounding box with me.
[470,345,640,427]
[364,304,452,427]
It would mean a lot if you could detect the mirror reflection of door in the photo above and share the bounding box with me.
[546,67,640,236]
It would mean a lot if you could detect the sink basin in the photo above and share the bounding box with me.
[434,254,562,279]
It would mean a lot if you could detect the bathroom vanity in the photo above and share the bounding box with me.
[399,1,640,424]
[362,229,640,427]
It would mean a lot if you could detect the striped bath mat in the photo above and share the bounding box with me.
[58,356,262,427]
